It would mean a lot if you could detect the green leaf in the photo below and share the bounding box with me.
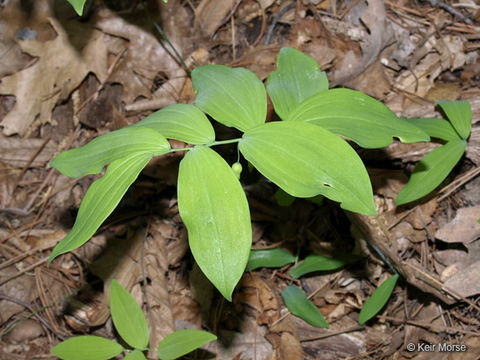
[48,153,152,264]
[157,329,217,360]
[396,139,467,205]
[274,188,295,206]
[402,117,459,141]
[134,104,215,145]
[358,274,399,325]
[247,249,295,271]
[110,280,149,350]
[287,89,429,148]
[178,146,252,300]
[281,286,329,328]
[290,254,362,278]
[66,0,86,15]
[51,126,170,178]
[239,121,377,216]
[436,100,472,140]
[124,349,147,360]
[267,47,328,120]
[51,336,123,360]
[192,65,267,132]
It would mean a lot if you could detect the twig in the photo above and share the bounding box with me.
[0,294,65,341]
[427,0,474,25]
[265,1,296,45]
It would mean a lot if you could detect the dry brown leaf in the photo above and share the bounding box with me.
[195,0,237,36]
[0,134,56,168]
[443,260,480,297]
[332,0,394,85]
[0,18,108,136]
[435,206,480,244]
[96,5,190,109]
[143,220,176,349]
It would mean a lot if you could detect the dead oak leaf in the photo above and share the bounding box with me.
[0,17,108,136]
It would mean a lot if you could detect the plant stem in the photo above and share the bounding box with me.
[208,138,241,147]
[169,147,193,153]
[166,138,241,154]
[140,0,191,76]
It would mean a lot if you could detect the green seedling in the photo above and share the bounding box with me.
[247,248,296,271]
[51,280,215,360]
[48,46,470,305]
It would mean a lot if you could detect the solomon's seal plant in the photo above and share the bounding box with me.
[49,47,471,305]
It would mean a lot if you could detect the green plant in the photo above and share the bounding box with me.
[65,0,169,16]
[48,47,471,304]
[249,248,398,326]
[51,280,216,360]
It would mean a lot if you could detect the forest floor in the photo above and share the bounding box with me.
[1,0,480,359]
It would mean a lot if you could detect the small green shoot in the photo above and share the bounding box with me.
[51,280,216,360]
[110,280,149,349]
[281,286,329,328]
[51,336,123,360]
[157,330,217,360]
[66,0,86,15]
[290,254,361,278]
[358,274,399,325]
[247,249,295,271]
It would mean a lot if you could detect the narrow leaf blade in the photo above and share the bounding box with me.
[110,280,149,349]
[396,139,467,205]
[358,274,399,325]
[239,121,376,216]
[48,153,152,264]
[247,249,295,271]
[281,286,329,328]
[287,89,429,148]
[192,65,267,132]
[402,117,459,141]
[66,0,86,15]
[178,146,252,300]
[51,336,123,360]
[290,254,362,278]
[157,329,217,360]
[267,47,328,120]
[51,126,170,178]
[134,104,215,144]
[436,100,472,140]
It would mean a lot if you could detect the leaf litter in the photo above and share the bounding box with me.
[1,0,480,359]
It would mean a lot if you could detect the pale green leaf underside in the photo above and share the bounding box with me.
[358,274,399,325]
[239,121,376,216]
[192,65,267,132]
[177,146,252,300]
[48,153,152,264]
[402,117,459,141]
[267,47,328,120]
[51,126,170,178]
[124,349,147,360]
[157,329,217,360]
[282,286,329,328]
[66,0,86,15]
[290,254,361,278]
[134,103,215,144]
[287,89,430,148]
[396,139,466,205]
[436,100,472,140]
[51,336,123,360]
[247,249,295,271]
[110,280,149,350]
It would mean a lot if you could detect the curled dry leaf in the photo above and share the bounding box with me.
[0,18,108,136]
